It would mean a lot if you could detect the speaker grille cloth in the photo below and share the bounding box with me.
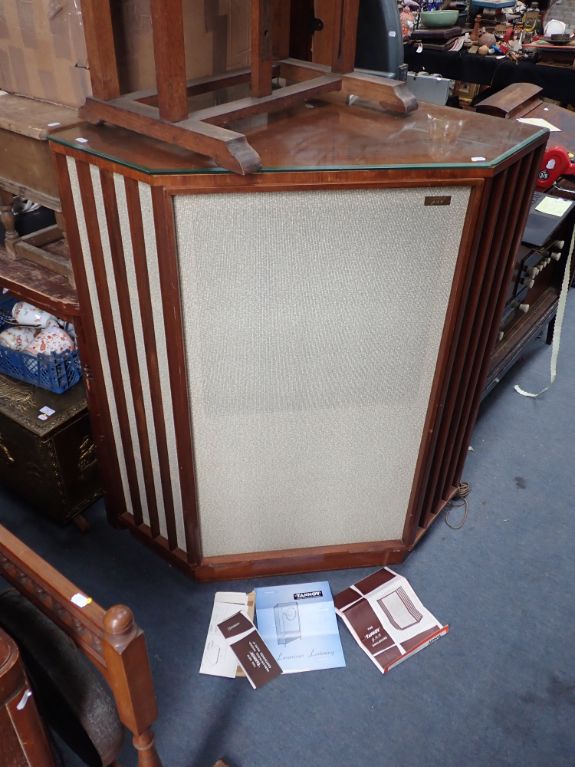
[175,187,469,556]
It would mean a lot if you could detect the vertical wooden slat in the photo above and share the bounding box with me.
[150,0,189,122]
[53,154,128,526]
[124,178,179,551]
[79,0,121,100]
[331,0,360,73]
[151,188,202,565]
[99,171,161,539]
[251,0,274,97]
[75,161,144,527]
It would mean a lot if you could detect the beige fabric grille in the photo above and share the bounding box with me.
[174,186,470,557]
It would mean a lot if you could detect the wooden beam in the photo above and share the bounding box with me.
[188,75,342,126]
[79,0,120,100]
[80,98,262,175]
[122,65,280,107]
[251,0,274,97]
[342,71,418,114]
[280,59,417,115]
[150,0,189,122]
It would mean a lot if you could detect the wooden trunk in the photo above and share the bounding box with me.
[0,377,101,524]
[49,98,546,579]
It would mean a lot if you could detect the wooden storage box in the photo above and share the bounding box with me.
[0,376,101,524]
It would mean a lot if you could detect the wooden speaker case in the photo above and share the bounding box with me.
[49,101,546,580]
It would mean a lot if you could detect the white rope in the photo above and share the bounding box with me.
[514,221,575,398]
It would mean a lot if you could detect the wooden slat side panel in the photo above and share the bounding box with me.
[53,154,128,524]
[416,168,509,529]
[151,187,202,565]
[124,178,179,550]
[98,170,161,538]
[402,181,486,545]
[74,160,144,526]
[440,153,538,501]
[449,145,546,489]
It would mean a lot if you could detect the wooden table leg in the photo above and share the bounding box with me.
[331,0,360,73]
[0,189,18,257]
[251,0,273,97]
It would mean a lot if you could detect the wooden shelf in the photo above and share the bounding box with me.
[0,245,79,319]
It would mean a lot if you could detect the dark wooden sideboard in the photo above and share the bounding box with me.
[477,85,575,393]
[49,98,546,580]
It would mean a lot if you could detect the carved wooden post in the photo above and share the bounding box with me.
[102,605,163,767]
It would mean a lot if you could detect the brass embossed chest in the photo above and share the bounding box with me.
[0,376,101,524]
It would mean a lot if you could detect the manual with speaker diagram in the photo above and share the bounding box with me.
[335,568,448,673]
[255,581,346,674]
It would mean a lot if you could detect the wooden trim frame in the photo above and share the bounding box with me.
[0,524,162,767]
[78,0,417,174]
[160,175,485,580]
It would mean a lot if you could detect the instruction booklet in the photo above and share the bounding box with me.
[255,581,346,673]
[334,568,448,673]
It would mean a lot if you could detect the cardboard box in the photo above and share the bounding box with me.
[0,0,251,108]
[0,0,91,107]
[116,0,251,93]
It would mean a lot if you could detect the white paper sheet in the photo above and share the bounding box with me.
[199,592,248,678]
[535,196,572,217]
[517,117,561,132]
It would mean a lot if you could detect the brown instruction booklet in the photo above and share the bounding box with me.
[218,611,282,689]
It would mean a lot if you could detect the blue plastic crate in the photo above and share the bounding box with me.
[0,295,81,394]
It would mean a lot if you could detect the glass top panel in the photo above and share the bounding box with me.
[49,99,545,175]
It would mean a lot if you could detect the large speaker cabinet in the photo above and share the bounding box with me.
[50,100,546,580]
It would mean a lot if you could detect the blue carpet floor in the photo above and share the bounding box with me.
[1,296,574,767]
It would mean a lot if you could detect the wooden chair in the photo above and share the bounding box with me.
[0,523,163,767]
[79,0,417,174]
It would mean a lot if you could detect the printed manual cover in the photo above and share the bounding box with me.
[334,568,448,673]
[255,581,346,673]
